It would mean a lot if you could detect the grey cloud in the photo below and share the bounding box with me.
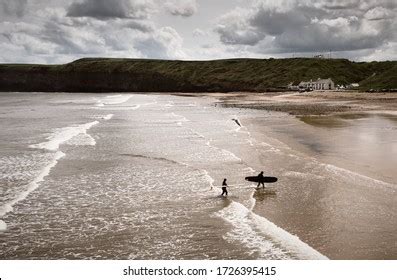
[0,0,27,18]
[274,24,379,53]
[214,9,265,45]
[215,25,264,46]
[215,0,397,54]
[121,19,154,32]
[364,7,394,20]
[67,0,152,19]
[133,27,185,59]
[0,4,185,64]
[250,6,312,36]
[134,37,168,58]
[192,28,207,37]
[164,0,197,17]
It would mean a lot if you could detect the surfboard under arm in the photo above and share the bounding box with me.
[245,176,278,183]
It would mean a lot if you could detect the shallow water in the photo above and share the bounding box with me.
[248,113,397,259]
[0,92,396,259]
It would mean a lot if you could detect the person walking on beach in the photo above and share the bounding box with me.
[257,171,265,188]
[221,178,228,196]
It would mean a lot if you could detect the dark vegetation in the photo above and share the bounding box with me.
[0,57,395,92]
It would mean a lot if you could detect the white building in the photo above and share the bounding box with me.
[299,78,335,90]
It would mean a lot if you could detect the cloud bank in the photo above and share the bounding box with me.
[214,0,396,59]
[0,0,395,63]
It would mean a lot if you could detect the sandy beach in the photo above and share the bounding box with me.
[198,91,397,116]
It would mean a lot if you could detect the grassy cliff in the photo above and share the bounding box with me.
[0,57,395,92]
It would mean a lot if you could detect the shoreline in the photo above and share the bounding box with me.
[209,91,397,116]
[5,90,397,117]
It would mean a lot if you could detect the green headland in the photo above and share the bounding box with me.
[0,57,395,92]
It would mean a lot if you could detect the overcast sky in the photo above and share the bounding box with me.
[0,0,396,63]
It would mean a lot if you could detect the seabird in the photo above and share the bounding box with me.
[232,118,241,127]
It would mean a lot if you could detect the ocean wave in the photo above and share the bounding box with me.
[65,133,96,147]
[97,94,133,106]
[215,201,328,260]
[119,153,186,166]
[0,151,65,228]
[29,121,99,151]
[1,121,101,229]
[201,169,215,190]
[0,220,6,231]
[322,163,397,190]
[103,114,114,120]
[284,171,324,180]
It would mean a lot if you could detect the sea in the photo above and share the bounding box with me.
[0,92,396,259]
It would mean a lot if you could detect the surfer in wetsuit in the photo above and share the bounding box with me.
[257,171,265,188]
[221,178,228,196]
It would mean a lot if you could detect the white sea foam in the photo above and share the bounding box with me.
[260,141,281,153]
[216,201,328,260]
[0,151,65,227]
[171,112,189,123]
[65,133,96,146]
[243,167,256,173]
[202,170,215,190]
[91,114,113,120]
[0,220,6,231]
[246,139,255,146]
[284,171,324,180]
[29,121,99,151]
[101,94,133,105]
[204,138,242,162]
[219,148,242,162]
[323,163,397,190]
[103,114,114,120]
[3,121,101,228]
[248,188,256,211]
[0,154,50,182]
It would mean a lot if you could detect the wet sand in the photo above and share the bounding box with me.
[171,90,397,259]
[216,91,397,259]
[246,113,397,259]
[187,91,397,116]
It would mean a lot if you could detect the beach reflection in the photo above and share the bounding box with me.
[298,113,397,183]
[251,112,397,259]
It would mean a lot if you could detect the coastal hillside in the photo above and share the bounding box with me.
[0,58,395,92]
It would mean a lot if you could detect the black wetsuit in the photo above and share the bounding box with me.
[222,181,228,196]
[257,173,265,188]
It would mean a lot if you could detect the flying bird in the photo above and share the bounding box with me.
[232,118,241,127]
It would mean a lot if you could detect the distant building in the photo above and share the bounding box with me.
[298,78,335,91]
